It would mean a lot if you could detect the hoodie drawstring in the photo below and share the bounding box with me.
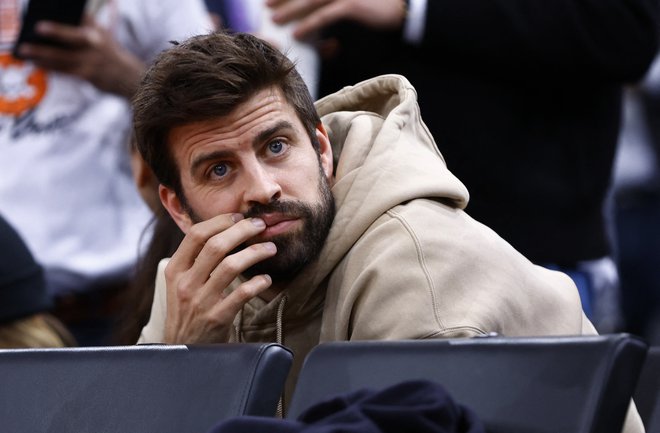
[235,307,244,342]
[275,295,287,418]
[235,295,287,344]
[276,295,287,346]
[234,296,288,417]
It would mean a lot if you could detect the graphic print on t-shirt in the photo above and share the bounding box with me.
[0,0,48,118]
[0,53,47,116]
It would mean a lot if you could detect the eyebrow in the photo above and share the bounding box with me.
[189,120,297,175]
[255,120,296,146]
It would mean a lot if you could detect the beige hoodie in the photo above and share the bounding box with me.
[138,75,643,432]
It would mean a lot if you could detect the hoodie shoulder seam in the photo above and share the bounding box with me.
[385,208,446,331]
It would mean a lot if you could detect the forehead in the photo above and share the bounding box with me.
[167,86,304,162]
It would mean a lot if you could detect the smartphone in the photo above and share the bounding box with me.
[12,0,88,59]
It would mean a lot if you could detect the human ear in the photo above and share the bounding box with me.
[315,123,334,181]
[130,148,161,213]
[159,184,193,233]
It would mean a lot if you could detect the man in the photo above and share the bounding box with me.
[132,31,643,432]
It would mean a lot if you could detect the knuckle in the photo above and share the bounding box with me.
[174,274,196,300]
[163,261,177,280]
[219,255,241,274]
[247,242,268,255]
[187,224,208,244]
[205,236,230,256]
[235,284,257,302]
[240,275,270,298]
[227,260,243,275]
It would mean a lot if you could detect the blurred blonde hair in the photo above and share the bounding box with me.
[0,314,76,348]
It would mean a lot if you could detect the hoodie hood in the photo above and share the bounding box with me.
[241,74,469,328]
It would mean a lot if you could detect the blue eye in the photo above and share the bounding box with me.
[268,140,284,154]
[212,163,228,178]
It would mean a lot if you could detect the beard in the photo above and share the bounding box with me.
[184,163,335,283]
[242,173,334,281]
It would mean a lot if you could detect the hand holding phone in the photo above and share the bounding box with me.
[11,2,146,98]
[12,0,88,59]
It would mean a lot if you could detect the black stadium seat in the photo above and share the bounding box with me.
[287,334,647,433]
[634,346,660,432]
[0,343,292,433]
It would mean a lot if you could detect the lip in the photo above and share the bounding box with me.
[259,213,300,237]
[260,213,290,226]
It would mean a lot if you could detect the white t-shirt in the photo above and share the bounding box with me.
[0,0,214,295]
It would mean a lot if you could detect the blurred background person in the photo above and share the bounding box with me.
[0,213,76,348]
[0,0,213,345]
[265,0,659,333]
[207,0,320,98]
[111,137,183,344]
[611,53,660,345]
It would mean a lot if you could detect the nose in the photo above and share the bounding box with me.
[242,160,282,207]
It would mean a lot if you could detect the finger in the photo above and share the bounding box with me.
[168,213,244,273]
[80,13,95,27]
[16,43,82,71]
[188,218,271,289]
[292,0,345,40]
[210,274,273,320]
[265,0,287,8]
[34,20,98,48]
[267,0,305,20]
[205,241,277,292]
[270,0,329,25]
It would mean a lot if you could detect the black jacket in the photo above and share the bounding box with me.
[207,380,485,433]
[317,0,660,264]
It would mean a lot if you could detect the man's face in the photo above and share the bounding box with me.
[162,86,335,282]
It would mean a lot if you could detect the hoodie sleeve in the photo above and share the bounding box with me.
[136,258,169,344]
[422,0,659,81]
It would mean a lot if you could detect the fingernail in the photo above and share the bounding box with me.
[251,218,265,228]
[231,213,244,223]
[35,21,53,33]
[263,274,272,284]
[264,242,276,252]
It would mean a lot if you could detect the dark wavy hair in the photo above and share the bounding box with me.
[132,30,321,199]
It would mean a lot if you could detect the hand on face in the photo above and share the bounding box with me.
[15,14,145,98]
[265,0,407,40]
[162,213,277,344]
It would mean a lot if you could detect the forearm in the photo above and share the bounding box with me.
[99,48,146,99]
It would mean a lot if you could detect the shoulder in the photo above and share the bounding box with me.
[323,199,585,340]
